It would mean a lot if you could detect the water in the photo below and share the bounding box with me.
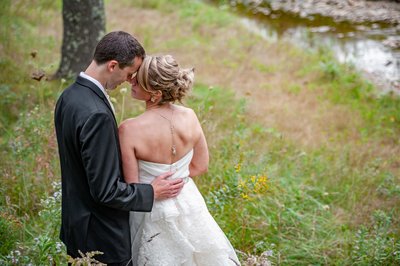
[209,1,400,94]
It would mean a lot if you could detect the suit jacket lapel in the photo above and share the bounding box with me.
[76,76,117,121]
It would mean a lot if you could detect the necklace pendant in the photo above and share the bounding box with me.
[171,146,176,156]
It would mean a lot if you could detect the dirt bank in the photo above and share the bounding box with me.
[246,0,400,25]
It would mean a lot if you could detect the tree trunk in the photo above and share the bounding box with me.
[54,0,105,79]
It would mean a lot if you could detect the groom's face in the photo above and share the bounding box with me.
[108,57,143,90]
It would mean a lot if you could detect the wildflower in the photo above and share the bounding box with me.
[110,97,117,103]
[61,78,66,84]
[56,242,64,253]
[51,181,61,189]
[263,250,273,257]
[120,87,128,94]
[241,193,249,199]
[254,175,269,193]
[53,191,61,198]
[258,175,268,183]
[235,163,241,173]
[323,205,330,211]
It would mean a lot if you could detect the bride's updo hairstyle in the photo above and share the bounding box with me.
[137,55,194,104]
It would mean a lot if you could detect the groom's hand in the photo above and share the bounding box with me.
[151,172,184,200]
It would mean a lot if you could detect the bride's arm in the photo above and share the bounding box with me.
[118,121,139,183]
[189,111,209,177]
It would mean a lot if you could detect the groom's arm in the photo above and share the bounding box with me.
[80,112,154,212]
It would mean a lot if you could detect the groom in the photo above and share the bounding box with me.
[54,31,184,265]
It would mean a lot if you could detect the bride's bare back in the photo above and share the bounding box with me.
[119,104,209,183]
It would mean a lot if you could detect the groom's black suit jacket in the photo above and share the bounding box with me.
[54,76,154,263]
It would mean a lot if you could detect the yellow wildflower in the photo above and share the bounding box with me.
[238,180,246,189]
[235,163,241,173]
[254,175,269,193]
[258,175,268,183]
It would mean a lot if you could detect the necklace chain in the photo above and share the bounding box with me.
[151,107,177,162]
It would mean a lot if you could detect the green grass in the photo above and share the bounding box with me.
[1,0,399,265]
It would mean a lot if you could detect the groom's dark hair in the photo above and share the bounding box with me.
[93,31,146,69]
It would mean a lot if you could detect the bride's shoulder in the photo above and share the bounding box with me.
[174,104,197,117]
[174,105,201,130]
[119,117,143,131]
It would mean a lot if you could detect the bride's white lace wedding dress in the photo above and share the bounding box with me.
[130,149,240,266]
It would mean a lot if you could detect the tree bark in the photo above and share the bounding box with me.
[54,0,105,79]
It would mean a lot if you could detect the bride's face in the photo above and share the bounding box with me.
[130,76,151,101]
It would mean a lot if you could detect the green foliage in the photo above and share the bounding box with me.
[0,84,19,129]
[0,210,20,255]
[252,60,278,74]
[320,59,340,80]
[178,1,233,29]
[0,182,66,264]
[2,105,57,217]
[351,211,400,265]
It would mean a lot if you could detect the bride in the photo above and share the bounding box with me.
[119,55,240,266]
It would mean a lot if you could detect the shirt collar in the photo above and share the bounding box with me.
[79,72,108,98]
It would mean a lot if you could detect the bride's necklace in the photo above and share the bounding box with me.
[150,106,177,160]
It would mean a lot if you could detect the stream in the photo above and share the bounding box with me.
[208,1,400,95]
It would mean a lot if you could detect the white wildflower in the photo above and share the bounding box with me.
[120,87,128,94]
[263,250,273,257]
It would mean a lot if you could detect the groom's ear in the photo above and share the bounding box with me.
[107,60,119,72]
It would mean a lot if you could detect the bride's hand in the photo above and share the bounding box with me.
[151,172,184,200]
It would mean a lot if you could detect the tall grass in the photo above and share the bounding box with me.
[1,0,399,265]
